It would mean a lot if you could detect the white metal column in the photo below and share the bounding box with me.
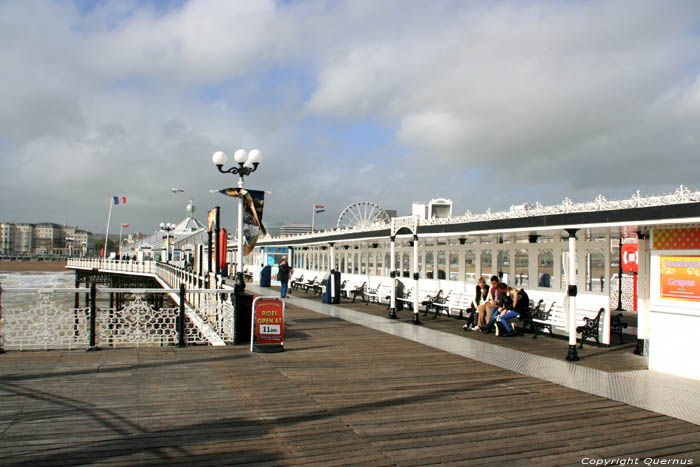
[566,229,580,361]
[389,237,397,319]
[412,235,421,324]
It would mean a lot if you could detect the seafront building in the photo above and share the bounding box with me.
[0,222,93,258]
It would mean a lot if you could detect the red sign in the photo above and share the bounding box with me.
[252,298,284,348]
[621,243,639,273]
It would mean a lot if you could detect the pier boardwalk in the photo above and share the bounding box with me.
[2,302,699,465]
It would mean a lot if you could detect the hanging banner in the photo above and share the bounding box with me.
[216,188,267,256]
[250,297,285,352]
[218,228,227,270]
[207,208,217,233]
[660,256,700,302]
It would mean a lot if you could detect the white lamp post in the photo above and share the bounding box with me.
[160,222,175,262]
[212,148,263,292]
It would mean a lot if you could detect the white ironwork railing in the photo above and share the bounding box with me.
[261,184,700,242]
[0,286,235,351]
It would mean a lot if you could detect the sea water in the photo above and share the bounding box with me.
[0,271,75,309]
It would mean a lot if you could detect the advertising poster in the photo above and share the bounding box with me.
[216,188,267,256]
[660,256,700,302]
[252,298,284,348]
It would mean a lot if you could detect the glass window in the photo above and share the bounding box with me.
[586,249,606,293]
[418,254,423,276]
[537,250,553,288]
[497,250,510,282]
[354,253,359,273]
[368,252,374,275]
[437,250,446,280]
[361,253,367,274]
[385,253,390,276]
[514,249,529,287]
[402,252,410,277]
[465,250,476,282]
[425,251,434,279]
[480,250,492,279]
[449,250,459,281]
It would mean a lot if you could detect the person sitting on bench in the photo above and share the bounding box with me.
[463,277,489,330]
[484,285,529,337]
[481,283,512,334]
[473,276,502,332]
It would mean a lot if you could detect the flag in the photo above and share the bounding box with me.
[113,196,127,205]
[121,224,129,228]
[215,188,267,256]
[314,204,325,214]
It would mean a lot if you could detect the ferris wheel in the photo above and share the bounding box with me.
[337,201,390,230]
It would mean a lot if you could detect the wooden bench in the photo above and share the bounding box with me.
[290,274,305,291]
[576,308,605,348]
[341,281,367,303]
[366,284,392,306]
[531,301,563,339]
[433,292,473,319]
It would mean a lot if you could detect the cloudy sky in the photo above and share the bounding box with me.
[1,0,699,234]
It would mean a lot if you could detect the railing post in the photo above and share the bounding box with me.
[178,283,186,348]
[0,282,5,354]
[87,282,100,351]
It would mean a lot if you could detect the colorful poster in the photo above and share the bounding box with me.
[653,228,700,250]
[216,188,267,256]
[660,256,700,302]
[253,298,284,346]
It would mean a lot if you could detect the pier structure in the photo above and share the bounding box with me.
[238,186,700,381]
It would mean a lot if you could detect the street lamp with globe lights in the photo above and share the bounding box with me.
[160,222,175,262]
[211,148,263,292]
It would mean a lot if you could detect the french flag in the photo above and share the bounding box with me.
[113,196,127,205]
[314,204,325,214]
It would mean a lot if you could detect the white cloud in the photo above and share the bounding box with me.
[0,0,699,233]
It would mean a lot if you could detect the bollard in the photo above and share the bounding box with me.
[178,283,186,348]
[87,283,100,351]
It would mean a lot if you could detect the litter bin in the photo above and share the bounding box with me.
[322,270,342,304]
[233,292,253,344]
[259,265,272,287]
[395,279,405,311]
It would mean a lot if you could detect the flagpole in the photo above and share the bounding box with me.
[118,224,124,258]
[311,205,315,233]
[103,198,113,259]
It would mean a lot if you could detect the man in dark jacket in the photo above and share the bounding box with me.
[278,257,292,298]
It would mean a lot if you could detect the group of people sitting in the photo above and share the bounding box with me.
[462,275,529,337]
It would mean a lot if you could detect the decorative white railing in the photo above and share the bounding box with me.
[262,185,700,242]
[0,286,235,351]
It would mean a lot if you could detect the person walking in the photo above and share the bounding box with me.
[278,257,293,298]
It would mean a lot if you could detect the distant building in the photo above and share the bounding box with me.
[0,221,93,257]
[280,223,313,236]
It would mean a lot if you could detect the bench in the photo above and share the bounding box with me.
[290,274,305,291]
[422,290,444,317]
[341,281,367,303]
[531,301,563,339]
[433,292,473,319]
[519,299,544,334]
[366,284,392,306]
[397,287,414,310]
[576,308,605,348]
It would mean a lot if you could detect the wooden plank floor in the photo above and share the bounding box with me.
[1,303,698,466]
[283,286,648,372]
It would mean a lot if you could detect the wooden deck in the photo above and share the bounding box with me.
[285,286,648,373]
[1,302,698,466]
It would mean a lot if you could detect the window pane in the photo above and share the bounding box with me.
[449,250,459,281]
[538,250,553,288]
[514,249,528,287]
[465,250,476,282]
[480,250,492,279]
[586,249,606,292]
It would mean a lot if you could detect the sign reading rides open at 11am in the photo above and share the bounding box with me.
[250,297,285,352]
[660,256,700,302]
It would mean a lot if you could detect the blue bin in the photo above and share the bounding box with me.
[259,265,272,287]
